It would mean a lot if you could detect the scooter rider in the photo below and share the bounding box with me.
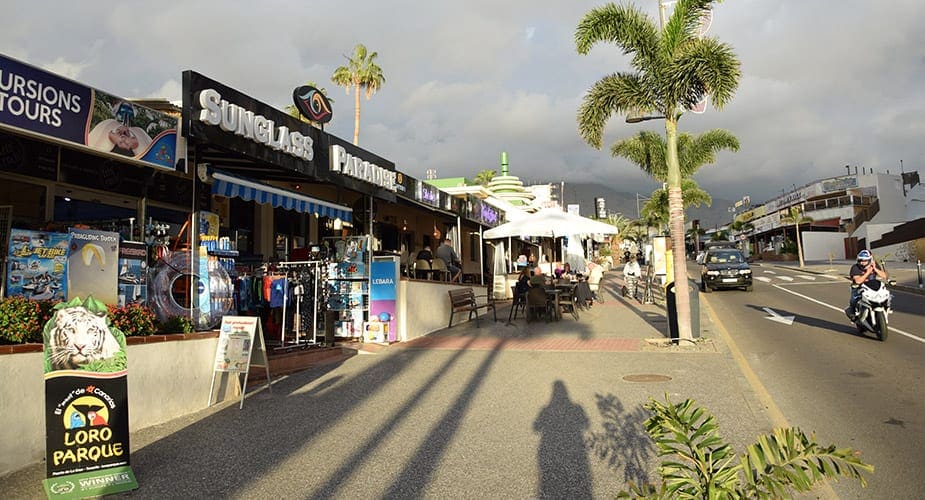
[847,249,887,320]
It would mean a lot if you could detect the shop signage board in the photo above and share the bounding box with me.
[67,229,119,306]
[369,257,399,343]
[292,85,333,124]
[116,242,146,307]
[6,228,69,301]
[42,296,137,499]
[209,316,272,409]
[0,53,178,171]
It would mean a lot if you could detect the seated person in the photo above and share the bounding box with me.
[514,267,531,296]
[529,266,547,287]
[436,238,462,282]
[555,262,575,280]
[416,245,433,262]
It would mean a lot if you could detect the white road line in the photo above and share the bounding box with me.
[763,270,777,274]
[796,275,816,280]
[777,276,794,281]
[823,274,843,280]
[772,284,925,344]
[755,276,772,283]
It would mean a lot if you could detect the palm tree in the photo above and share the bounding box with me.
[641,178,713,231]
[780,206,813,268]
[611,129,739,182]
[285,81,334,127]
[576,0,741,342]
[472,169,497,186]
[331,44,386,145]
[686,225,706,254]
[711,229,730,241]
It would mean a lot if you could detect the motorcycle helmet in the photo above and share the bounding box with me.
[857,249,872,262]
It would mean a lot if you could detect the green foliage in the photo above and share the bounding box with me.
[159,315,194,334]
[780,240,797,255]
[618,395,873,499]
[107,303,158,337]
[0,296,43,344]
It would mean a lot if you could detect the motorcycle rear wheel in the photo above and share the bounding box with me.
[875,310,888,341]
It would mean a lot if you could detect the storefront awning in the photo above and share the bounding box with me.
[212,171,352,222]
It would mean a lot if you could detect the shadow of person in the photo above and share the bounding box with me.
[533,380,592,499]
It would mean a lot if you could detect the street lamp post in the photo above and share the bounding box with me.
[635,193,650,219]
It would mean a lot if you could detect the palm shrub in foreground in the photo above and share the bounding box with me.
[619,395,873,499]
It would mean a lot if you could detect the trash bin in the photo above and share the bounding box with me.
[667,279,700,340]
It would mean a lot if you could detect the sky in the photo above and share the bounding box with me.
[3,0,924,206]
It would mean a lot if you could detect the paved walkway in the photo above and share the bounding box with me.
[0,273,779,499]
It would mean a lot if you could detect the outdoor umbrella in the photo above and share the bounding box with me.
[483,208,618,239]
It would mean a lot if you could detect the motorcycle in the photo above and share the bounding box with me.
[846,279,894,341]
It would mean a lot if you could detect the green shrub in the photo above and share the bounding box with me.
[780,239,798,255]
[107,303,158,337]
[619,395,872,498]
[159,315,194,334]
[0,296,43,344]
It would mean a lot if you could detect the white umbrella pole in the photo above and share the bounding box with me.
[479,226,484,285]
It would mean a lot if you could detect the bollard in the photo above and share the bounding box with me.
[666,279,700,341]
[918,260,923,288]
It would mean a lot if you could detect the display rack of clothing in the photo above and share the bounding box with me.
[277,260,325,349]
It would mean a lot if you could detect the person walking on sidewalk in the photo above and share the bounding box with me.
[846,249,887,319]
[623,255,641,301]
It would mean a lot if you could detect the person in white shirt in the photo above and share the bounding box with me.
[623,255,642,301]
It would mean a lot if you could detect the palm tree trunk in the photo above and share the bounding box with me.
[353,82,361,145]
[796,223,805,268]
[665,118,693,341]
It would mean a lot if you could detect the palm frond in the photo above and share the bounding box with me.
[673,37,742,110]
[679,129,739,176]
[611,131,667,179]
[661,0,714,56]
[740,427,874,497]
[575,2,660,71]
[578,73,651,149]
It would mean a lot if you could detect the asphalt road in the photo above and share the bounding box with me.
[700,262,925,500]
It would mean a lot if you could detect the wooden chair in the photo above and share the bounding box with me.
[526,286,551,322]
[447,288,497,328]
[431,257,451,282]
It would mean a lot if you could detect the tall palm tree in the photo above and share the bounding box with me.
[780,206,813,268]
[576,0,741,342]
[331,44,386,145]
[641,178,713,230]
[285,81,334,127]
[611,129,739,182]
[472,169,497,186]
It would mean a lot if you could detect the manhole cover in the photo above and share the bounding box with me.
[623,374,672,382]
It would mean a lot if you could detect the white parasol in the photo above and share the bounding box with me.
[483,208,618,239]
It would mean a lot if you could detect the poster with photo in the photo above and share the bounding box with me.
[67,229,119,305]
[6,228,69,301]
[116,242,147,307]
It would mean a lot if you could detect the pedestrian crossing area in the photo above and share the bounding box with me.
[752,268,845,284]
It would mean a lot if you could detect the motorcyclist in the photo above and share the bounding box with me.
[846,249,887,320]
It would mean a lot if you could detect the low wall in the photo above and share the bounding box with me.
[398,280,492,341]
[0,335,230,477]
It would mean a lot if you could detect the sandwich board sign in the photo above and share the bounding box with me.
[208,316,271,409]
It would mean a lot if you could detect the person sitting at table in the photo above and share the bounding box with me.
[555,262,575,280]
[515,266,531,296]
[416,245,433,262]
[529,265,547,287]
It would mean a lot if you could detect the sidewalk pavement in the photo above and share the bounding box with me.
[763,259,925,295]
[0,272,791,499]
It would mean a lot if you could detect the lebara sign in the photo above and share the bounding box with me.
[0,53,178,171]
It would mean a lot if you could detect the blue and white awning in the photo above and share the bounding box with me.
[211,171,352,222]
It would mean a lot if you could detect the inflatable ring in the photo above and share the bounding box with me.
[148,250,233,330]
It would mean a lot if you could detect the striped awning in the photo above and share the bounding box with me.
[211,171,352,222]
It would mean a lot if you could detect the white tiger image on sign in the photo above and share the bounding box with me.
[43,297,127,374]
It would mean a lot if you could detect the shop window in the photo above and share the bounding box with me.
[376,222,398,252]
[1,179,46,228]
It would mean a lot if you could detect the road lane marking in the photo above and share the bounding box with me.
[762,307,795,325]
[756,276,772,283]
[796,275,816,280]
[773,284,925,344]
[778,276,794,281]
[763,270,777,274]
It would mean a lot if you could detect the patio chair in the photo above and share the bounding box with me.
[508,285,527,323]
[414,259,432,279]
[431,257,451,282]
[526,286,551,322]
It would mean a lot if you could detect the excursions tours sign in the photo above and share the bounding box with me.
[0,53,178,171]
[42,296,137,499]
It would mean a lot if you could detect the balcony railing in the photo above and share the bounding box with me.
[803,194,876,212]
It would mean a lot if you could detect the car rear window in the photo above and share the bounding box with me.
[707,250,745,264]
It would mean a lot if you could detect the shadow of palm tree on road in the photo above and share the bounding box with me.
[585,393,653,487]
